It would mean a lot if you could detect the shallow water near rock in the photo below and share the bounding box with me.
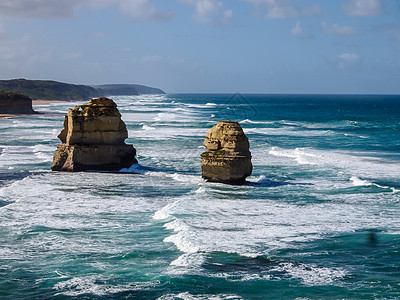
[1,94,400,299]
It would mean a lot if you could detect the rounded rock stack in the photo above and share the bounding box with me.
[51,97,137,171]
[200,121,252,184]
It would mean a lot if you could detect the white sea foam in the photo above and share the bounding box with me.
[239,119,274,125]
[186,104,215,109]
[271,263,347,286]
[31,144,54,162]
[244,127,334,137]
[169,253,205,274]
[205,261,346,286]
[159,189,400,267]
[154,112,186,122]
[0,146,43,167]
[54,276,159,296]
[166,173,203,184]
[153,200,180,220]
[142,124,157,130]
[130,126,206,140]
[350,176,399,193]
[158,292,243,300]
[267,146,400,180]
[350,176,372,187]
[268,147,318,165]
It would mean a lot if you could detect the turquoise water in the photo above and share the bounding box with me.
[0,94,400,299]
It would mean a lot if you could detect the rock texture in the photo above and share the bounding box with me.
[200,121,252,184]
[52,97,137,171]
[0,89,35,114]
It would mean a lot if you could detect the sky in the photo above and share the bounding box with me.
[0,0,400,94]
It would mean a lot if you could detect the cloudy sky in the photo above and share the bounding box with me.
[0,0,399,94]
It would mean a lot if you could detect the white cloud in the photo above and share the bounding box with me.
[0,0,174,21]
[118,0,174,21]
[195,0,222,22]
[219,9,233,26]
[321,22,358,36]
[180,0,232,25]
[245,0,321,19]
[342,0,382,16]
[335,52,360,69]
[291,22,313,39]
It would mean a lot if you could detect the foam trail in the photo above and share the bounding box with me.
[350,176,400,193]
[350,176,372,187]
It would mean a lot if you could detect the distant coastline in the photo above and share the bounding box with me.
[0,78,165,101]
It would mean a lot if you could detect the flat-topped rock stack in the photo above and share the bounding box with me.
[52,97,137,171]
[200,121,252,184]
[0,89,35,114]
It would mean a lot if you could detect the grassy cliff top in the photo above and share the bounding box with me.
[0,88,31,100]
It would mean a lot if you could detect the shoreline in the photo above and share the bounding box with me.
[0,113,38,118]
[32,99,76,105]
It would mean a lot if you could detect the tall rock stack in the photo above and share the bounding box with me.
[200,121,252,184]
[52,97,137,171]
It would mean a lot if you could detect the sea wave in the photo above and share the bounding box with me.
[54,276,160,297]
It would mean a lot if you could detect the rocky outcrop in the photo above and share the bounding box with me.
[0,89,35,114]
[52,97,137,171]
[200,121,252,184]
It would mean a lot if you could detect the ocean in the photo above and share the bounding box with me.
[0,94,400,299]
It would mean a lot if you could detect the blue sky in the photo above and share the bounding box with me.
[0,0,399,94]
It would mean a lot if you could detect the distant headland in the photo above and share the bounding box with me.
[0,78,165,101]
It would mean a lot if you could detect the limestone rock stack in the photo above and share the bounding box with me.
[52,97,137,171]
[0,89,35,114]
[200,121,252,184]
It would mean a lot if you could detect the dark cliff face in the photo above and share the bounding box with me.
[0,89,35,114]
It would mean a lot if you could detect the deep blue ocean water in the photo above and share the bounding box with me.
[0,94,400,299]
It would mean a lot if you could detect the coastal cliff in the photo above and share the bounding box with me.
[200,121,252,184]
[0,89,35,114]
[52,97,137,171]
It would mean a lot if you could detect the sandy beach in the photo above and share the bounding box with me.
[32,99,73,105]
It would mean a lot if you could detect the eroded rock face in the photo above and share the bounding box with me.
[0,89,35,114]
[200,121,252,184]
[52,97,137,171]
